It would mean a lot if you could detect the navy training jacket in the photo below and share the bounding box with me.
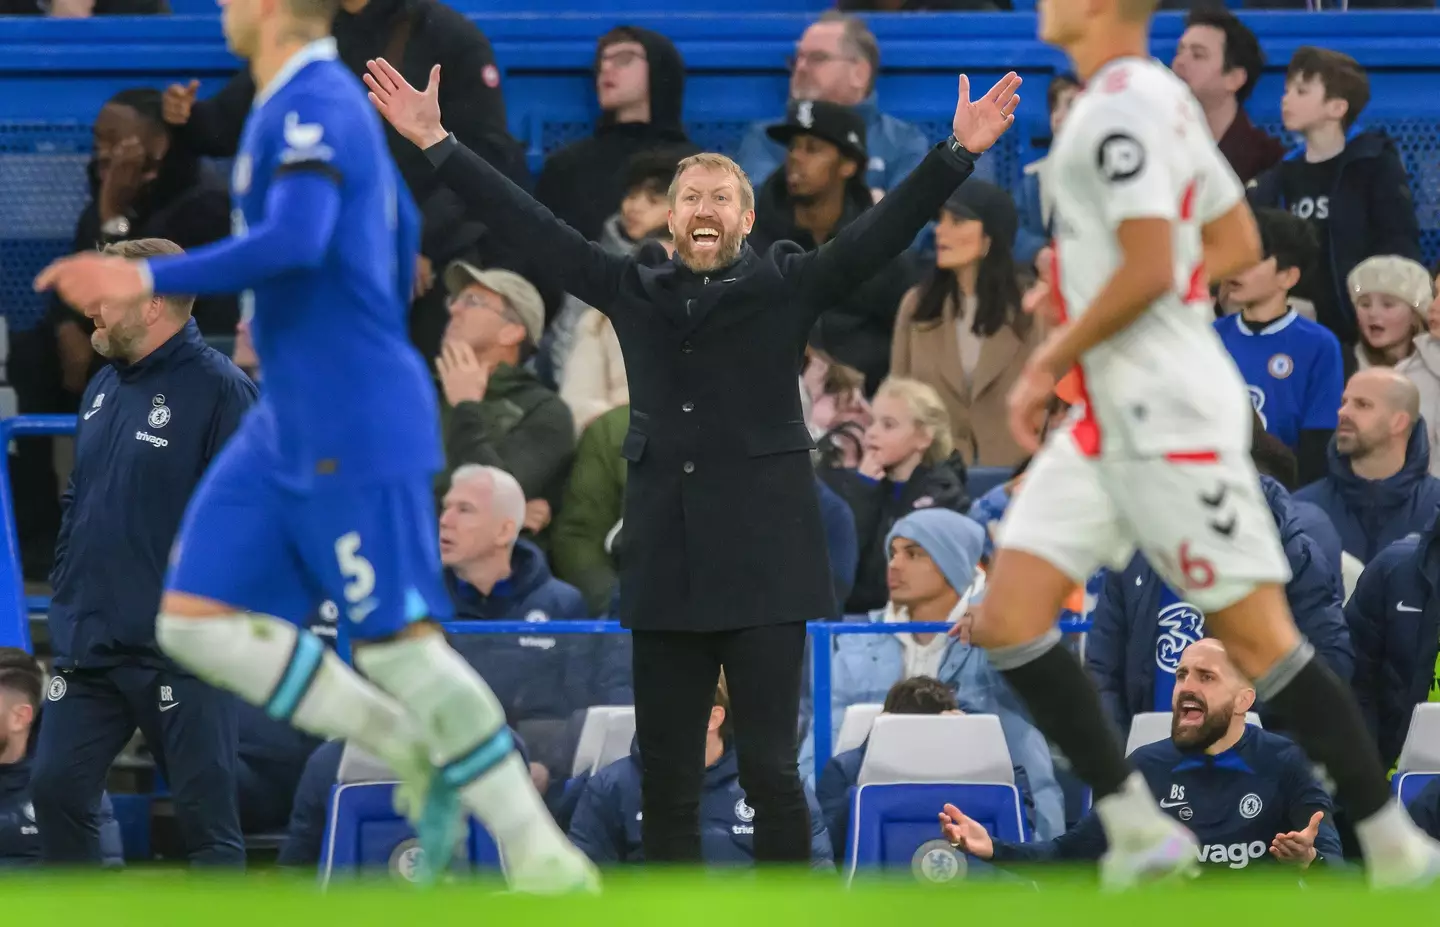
[48,319,256,669]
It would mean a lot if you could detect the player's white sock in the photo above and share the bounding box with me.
[354,633,568,860]
[156,611,426,777]
[1355,801,1435,883]
[1094,771,1176,848]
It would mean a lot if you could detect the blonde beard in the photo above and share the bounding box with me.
[676,232,744,272]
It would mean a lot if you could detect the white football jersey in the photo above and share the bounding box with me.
[1046,56,1252,460]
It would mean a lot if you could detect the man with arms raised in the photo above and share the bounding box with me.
[364,55,1019,865]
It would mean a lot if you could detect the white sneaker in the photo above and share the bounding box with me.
[504,835,602,895]
[1368,834,1440,889]
[1099,820,1200,891]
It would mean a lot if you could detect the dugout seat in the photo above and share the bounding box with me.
[847,714,1025,884]
[835,703,884,756]
[570,705,635,777]
[1393,704,1440,804]
[319,743,501,885]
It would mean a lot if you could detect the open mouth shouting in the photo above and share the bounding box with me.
[689,226,721,252]
[1175,695,1207,728]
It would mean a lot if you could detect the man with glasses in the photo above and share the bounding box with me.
[437,263,576,547]
[735,12,934,202]
[535,26,698,242]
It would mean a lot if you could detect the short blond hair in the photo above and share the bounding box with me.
[668,153,755,213]
[876,377,955,465]
[103,237,194,318]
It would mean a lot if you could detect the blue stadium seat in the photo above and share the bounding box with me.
[965,466,1012,500]
[845,782,1025,884]
[1395,771,1437,805]
[319,782,501,884]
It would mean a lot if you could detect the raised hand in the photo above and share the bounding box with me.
[163,80,200,126]
[436,340,492,407]
[364,59,447,150]
[952,72,1022,154]
[34,253,148,314]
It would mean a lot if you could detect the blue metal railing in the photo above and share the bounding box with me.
[1,414,1090,784]
[0,414,78,651]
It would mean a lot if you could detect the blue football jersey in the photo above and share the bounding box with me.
[1214,311,1344,450]
[230,39,439,489]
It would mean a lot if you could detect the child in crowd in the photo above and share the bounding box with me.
[1248,46,1420,349]
[1214,207,1343,485]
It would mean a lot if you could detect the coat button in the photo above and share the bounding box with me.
[681,341,694,354]
[683,461,695,474]
[682,401,694,412]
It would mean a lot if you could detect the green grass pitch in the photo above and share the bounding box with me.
[4,868,1438,925]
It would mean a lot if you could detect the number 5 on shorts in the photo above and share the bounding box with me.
[334,531,376,606]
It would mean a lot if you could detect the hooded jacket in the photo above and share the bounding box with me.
[566,737,833,867]
[1247,129,1421,345]
[750,169,919,394]
[1087,476,1352,735]
[1295,423,1440,565]
[0,757,123,867]
[534,28,698,242]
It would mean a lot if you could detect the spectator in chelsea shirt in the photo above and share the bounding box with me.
[1214,207,1343,486]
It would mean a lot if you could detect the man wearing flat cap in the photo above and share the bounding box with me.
[752,99,919,392]
[437,261,575,541]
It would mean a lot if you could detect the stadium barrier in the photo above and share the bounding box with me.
[2,11,1439,331]
[0,414,1089,783]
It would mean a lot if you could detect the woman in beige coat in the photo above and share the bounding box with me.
[890,180,1038,468]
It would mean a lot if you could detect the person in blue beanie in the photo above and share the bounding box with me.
[801,507,1065,839]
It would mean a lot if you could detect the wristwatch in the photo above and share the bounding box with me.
[945,135,975,159]
[100,215,131,239]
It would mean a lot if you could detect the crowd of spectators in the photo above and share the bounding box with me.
[8,0,1440,881]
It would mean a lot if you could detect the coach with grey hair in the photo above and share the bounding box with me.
[32,237,256,866]
[366,54,1020,865]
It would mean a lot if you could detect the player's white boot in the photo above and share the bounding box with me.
[1098,818,1200,890]
[1094,772,1200,890]
[502,830,602,895]
[1360,804,1440,889]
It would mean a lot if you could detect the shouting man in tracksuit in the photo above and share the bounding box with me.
[33,238,256,865]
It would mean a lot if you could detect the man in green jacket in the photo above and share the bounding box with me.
[551,404,628,615]
[436,262,575,546]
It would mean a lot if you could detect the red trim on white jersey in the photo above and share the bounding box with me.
[1052,245,1102,457]
[1163,450,1220,463]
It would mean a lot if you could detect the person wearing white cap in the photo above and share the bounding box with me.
[1350,255,1435,373]
[437,261,576,537]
